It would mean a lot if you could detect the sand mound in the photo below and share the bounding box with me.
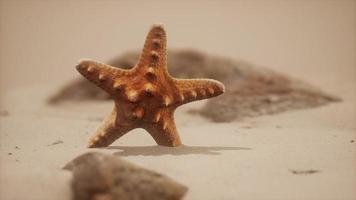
[49,49,340,122]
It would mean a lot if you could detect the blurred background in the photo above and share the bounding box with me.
[0,0,355,97]
[1,1,355,199]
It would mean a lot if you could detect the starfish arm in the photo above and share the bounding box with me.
[136,24,167,71]
[88,108,132,148]
[174,78,225,104]
[76,24,228,147]
[144,109,181,147]
[76,59,130,95]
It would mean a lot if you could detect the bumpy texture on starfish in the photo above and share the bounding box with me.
[76,24,225,147]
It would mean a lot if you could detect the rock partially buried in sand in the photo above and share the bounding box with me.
[64,152,188,200]
[49,49,340,122]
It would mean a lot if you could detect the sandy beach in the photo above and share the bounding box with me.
[1,1,355,199]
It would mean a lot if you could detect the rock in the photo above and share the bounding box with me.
[63,152,187,200]
[49,49,340,122]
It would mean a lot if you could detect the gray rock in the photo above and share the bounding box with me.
[64,152,187,200]
[49,49,340,122]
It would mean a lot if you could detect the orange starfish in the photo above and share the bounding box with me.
[76,24,225,147]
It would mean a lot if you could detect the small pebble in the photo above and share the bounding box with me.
[0,110,9,117]
[242,125,252,129]
[48,140,64,146]
[289,169,320,175]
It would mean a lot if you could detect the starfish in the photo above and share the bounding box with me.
[76,24,225,147]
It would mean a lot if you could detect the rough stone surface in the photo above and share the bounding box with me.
[49,49,340,122]
[64,152,187,200]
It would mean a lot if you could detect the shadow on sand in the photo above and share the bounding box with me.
[107,145,251,156]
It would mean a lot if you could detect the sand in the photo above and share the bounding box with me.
[0,1,355,199]
[0,76,355,199]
